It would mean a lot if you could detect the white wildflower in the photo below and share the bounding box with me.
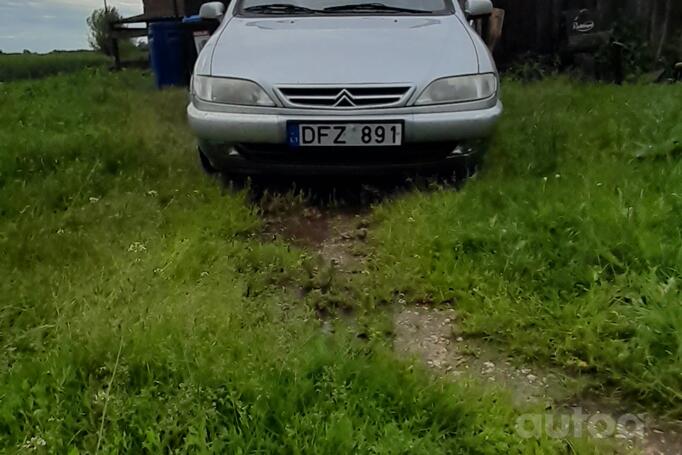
[22,436,47,450]
[128,242,147,253]
[93,389,108,404]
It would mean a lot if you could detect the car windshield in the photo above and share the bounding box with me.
[238,0,451,15]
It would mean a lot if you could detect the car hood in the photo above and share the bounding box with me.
[207,15,479,86]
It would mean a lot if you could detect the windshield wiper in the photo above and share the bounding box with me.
[244,3,324,14]
[323,2,431,14]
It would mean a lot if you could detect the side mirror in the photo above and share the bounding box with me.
[199,2,226,21]
[464,0,493,17]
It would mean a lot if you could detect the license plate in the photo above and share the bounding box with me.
[287,122,403,147]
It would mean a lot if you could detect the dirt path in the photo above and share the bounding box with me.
[393,305,682,455]
[258,194,682,455]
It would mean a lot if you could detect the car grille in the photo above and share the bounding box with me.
[277,86,411,109]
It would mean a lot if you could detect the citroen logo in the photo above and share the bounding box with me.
[333,89,356,107]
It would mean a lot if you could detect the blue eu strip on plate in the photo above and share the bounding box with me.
[287,122,300,147]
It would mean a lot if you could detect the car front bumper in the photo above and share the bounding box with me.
[187,99,502,174]
[187,100,503,144]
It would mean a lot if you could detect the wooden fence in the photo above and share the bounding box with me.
[491,0,682,65]
[143,0,226,17]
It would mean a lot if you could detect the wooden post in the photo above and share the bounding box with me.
[486,8,505,52]
[112,36,121,70]
[107,17,121,71]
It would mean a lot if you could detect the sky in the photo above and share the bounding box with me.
[0,0,142,53]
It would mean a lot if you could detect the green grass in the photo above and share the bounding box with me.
[0,70,594,453]
[369,78,682,417]
[0,51,109,82]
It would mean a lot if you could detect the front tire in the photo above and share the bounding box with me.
[454,153,482,180]
[198,147,219,175]
[439,141,488,184]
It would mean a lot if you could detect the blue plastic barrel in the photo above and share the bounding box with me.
[182,15,202,24]
[149,21,187,88]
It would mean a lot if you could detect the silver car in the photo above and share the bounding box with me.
[188,0,502,175]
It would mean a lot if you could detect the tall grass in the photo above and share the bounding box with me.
[370,78,682,416]
[0,70,587,453]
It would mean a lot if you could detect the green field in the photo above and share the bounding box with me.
[0,67,680,452]
[0,51,110,82]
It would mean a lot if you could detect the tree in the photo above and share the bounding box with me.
[87,7,122,56]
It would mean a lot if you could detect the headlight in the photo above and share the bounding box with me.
[415,74,498,105]
[193,75,275,106]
